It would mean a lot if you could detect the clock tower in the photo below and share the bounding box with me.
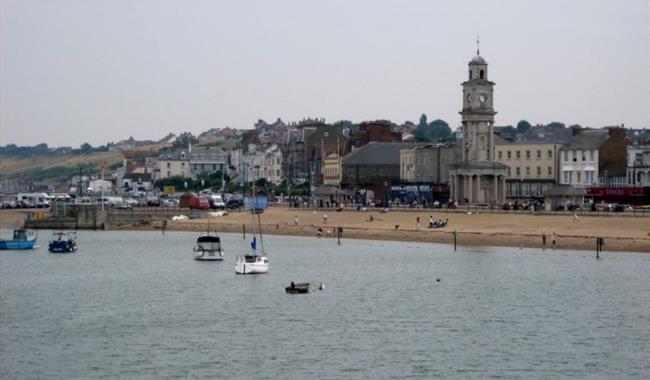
[450,46,508,205]
[460,54,495,162]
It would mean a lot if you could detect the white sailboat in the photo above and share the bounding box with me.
[235,192,269,274]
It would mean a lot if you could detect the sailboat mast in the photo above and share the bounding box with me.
[258,213,265,255]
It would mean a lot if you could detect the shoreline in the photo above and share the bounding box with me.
[2,208,649,253]
[113,208,650,253]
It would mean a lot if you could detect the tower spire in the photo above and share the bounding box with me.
[476,35,480,56]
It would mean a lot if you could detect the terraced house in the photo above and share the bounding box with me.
[494,126,570,199]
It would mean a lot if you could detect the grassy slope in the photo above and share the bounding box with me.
[0,151,124,176]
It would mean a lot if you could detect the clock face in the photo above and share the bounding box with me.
[479,94,488,103]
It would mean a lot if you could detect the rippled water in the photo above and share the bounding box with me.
[1,230,649,379]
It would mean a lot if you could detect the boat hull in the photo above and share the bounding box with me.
[194,252,224,261]
[0,239,36,250]
[234,256,269,274]
[48,241,76,253]
[286,283,310,294]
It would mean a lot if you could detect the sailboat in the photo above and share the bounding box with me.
[234,192,269,274]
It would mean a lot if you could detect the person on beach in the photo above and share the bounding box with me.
[416,216,420,231]
[573,213,580,223]
[542,233,546,250]
[428,215,434,228]
[551,233,557,250]
[294,215,299,226]
[368,215,374,222]
[323,214,328,225]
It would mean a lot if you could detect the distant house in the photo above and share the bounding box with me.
[122,172,153,192]
[559,127,627,188]
[157,148,191,179]
[189,146,228,178]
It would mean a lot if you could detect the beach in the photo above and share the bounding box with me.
[144,207,649,253]
[3,208,648,253]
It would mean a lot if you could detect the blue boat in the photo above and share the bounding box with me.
[48,231,77,253]
[0,229,38,250]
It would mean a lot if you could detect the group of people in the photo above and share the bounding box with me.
[415,216,449,230]
[541,232,558,250]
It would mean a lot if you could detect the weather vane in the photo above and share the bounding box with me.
[476,35,480,56]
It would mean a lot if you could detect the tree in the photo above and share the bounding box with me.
[80,143,93,153]
[516,120,532,133]
[413,117,451,142]
[546,121,566,129]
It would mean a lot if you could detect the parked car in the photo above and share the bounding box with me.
[209,195,226,209]
[226,198,244,210]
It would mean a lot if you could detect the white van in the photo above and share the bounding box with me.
[16,193,50,208]
[210,194,225,209]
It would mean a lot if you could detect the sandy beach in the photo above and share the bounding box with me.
[143,208,648,253]
[2,208,648,253]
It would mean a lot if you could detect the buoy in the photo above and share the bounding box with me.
[436,278,441,282]
[319,282,326,290]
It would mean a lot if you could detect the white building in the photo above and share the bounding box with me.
[88,179,113,193]
[264,144,283,185]
[157,148,190,179]
[627,144,650,186]
[189,146,228,178]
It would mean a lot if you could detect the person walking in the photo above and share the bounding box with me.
[551,233,557,250]
[322,214,328,225]
[542,233,546,250]
[416,216,420,231]
[293,215,299,226]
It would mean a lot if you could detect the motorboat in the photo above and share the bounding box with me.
[48,231,77,253]
[285,282,310,294]
[0,229,37,250]
[193,232,224,261]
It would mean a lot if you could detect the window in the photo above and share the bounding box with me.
[563,170,573,184]
[516,151,521,159]
[469,70,473,80]
[548,150,553,159]
[537,166,541,176]
[516,167,521,176]
[166,162,171,168]
[498,151,503,159]
[585,170,594,184]
[563,151,568,161]
[213,164,217,170]
[526,150,531,159]
[526,167,530,175]
[581,151,586,161]
[572,150,577,162]
[507,151,512,159]
[181,162,185,167]
[480,70,484,79]
[547,166,552,176]
[537,150,541,159]
[166,171,171,177]
[507,167,511,176]
[576,171,582,183]
[590,150,594,161]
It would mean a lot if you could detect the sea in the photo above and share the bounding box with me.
[1,230,649,379]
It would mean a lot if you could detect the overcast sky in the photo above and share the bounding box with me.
[1,0,649,147]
